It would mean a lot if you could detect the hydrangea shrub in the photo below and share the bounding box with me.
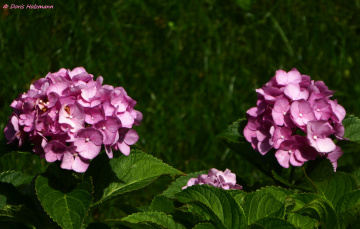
[243,69,346,170]
[1,67,360,229]
[4,67,142,172]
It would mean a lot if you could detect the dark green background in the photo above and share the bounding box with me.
[1,0,359,177]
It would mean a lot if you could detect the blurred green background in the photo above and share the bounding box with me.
[1,0,360,194]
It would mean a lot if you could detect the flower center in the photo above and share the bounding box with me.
[299,113,303,117]
[317,109,320,112]
[313,135,317,140]
[289,150,292,153]
[64,106,71,115]
[69,115,73,119]
[85,138,90,142]
[283,112,286,115]
[102,126,106,130]
[55,110,58,114]
[281,135,284,139]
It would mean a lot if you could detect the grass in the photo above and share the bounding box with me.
[1,0,360,218]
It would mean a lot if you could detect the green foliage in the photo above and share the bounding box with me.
[121,212,186,229]
[286,213,318,229]
[248,217,297,229]
[150,195,175,213]
[176,185,246,229]
[0,171,33,187]
[242,186,293,225]
[335,190,360,228]
[343,115,360,143]
[35,171,93,229]
[85,150,182,206]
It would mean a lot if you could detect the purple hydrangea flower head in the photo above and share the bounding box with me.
[244,68,347,171]
[182,168,243,190]
[4,67,142,172]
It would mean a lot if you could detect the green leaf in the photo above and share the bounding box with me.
[335,190,360,228]
[176,185,245,229]
[0,171,33,187]
[150,195,175,213]
[121,212,186,229]
[35,173,93,229]
[290,193,338,229]
[312,172,357,208]
[162,171,206,198]
[242,186,293,225]
[248,217,297,229]
[86,150,183,206]
[343,115,360,143]
[229,189,247,206]
[286,213,318,229]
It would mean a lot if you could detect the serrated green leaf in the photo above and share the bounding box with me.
[335,190,360,228]
[162,171,206,198]
[313,172,357,208]
[242,186,294,225]
[229,189,247,206]
[288,193,323,211]
[176,185,245,229]
[287,213,318,229]
[120,212,186,229]
[248,217,297,229]
[150,195,174,213]
[343,115,360,143]
[0,171,33,187]
[35,174,93,229]
[86,150,183,206]
[290,193,338,229]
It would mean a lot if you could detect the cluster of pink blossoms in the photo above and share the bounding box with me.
[182,168,243,190]
[4,67,142,172]
[244,69,346,170]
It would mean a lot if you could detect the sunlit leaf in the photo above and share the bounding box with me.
[35,172,93,229]
[176,185,245,229]
[86,150,183,206]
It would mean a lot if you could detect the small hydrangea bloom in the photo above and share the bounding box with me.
[4,67,142,172]
[182,168,243,190]
[243,68,346,171]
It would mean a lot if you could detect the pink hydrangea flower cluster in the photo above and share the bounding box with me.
[182,168,243,190]
[4,67,142,173]
[244,69,346,171]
